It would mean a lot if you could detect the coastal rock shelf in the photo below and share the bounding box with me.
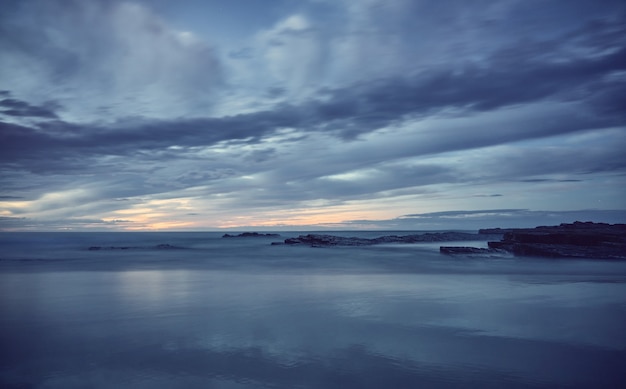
[482,222,626,259]
[274,232,498,247]
[439,221,626,259]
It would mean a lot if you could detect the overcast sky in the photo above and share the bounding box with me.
[1,0,625,231]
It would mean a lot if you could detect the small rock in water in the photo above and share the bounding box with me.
[223,232,281,238]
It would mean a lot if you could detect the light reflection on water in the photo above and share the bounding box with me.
[1,232,626,388]
[2,268,626,388]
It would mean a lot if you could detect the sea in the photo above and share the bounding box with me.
[1,231,625,388]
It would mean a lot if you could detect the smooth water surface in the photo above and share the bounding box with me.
[1,232,626,388]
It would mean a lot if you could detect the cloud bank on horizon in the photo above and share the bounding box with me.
[1,0,625,231]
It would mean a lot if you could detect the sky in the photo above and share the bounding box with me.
[1,0,625,231]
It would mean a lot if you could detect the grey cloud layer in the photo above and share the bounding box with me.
[0,97,59,119]
[0,0,222,119]
[1,0,625,229]
[2,53,624,174]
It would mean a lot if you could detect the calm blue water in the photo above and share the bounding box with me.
[1,232,626,388]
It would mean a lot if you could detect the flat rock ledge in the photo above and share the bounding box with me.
[442,221,626,259]
[484,221,626,259]
[274,232,497,247]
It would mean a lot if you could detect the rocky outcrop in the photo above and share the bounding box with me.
[279,232,497,247]
[222,232,281,238]
[484,221,626,259]
[282,234,372,247]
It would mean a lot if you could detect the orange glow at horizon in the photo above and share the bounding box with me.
[208,205,397,229]
[92,191,428,230]
[0,191,427,231]
[105,204,394,230]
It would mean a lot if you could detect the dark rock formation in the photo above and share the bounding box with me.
[281,232,496,247]
[222,232,281,238]
[485,221,626,259]
[283,234,371,247]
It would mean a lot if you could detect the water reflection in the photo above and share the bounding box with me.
[1,268,625,388]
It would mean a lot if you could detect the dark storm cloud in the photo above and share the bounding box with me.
[316,47,626,138]
[0,115,267,172]
[268,13,626,138]
[0,96,622,177]
[1,6,624,174]
[0,96,59,119]
[4,23,626,169]
[0,121,65,168]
